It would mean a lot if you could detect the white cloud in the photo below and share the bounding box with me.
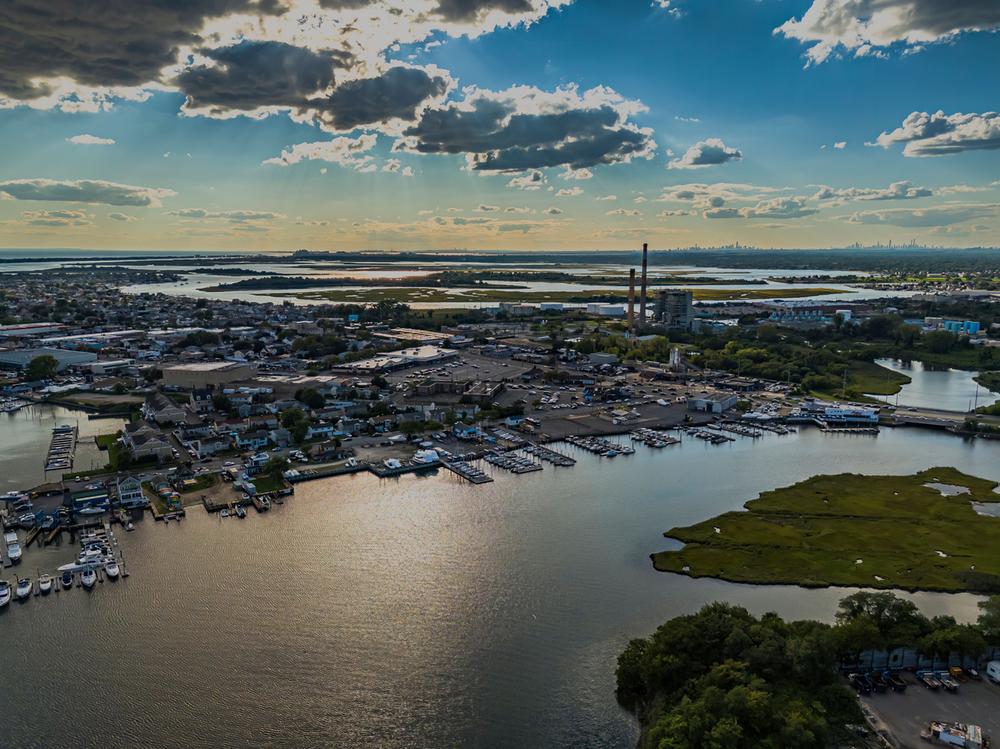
[559,167,593,180]
[814,180,932,202]
[705,196,818,219]
[606,208,642,217]
[507,170,547,190]
[833,141,846,149]
[595,194,617,201]
[667,138,742,169]
[66,133,115,145]
[0,178,174,207]
[544,206,563,215]
[869,111,1000,157]
[108,212,139,222]
[556,187,584,197]
[166,208,285,223]
[776,0,1000,65]
[262,134,378,170]
[21,208,91,226]
[844,202,1000,227]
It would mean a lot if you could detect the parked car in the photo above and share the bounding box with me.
[885,671,907,692]
[869,672,888,693]
[848,673,871,695]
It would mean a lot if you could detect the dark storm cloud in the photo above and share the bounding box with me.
[433,0,534,22]
[0,0,284,99]
[399,93,654,172]
[313,66,450,132]
[176,41,351,112]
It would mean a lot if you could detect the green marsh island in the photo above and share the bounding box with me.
[654,467,1000,593]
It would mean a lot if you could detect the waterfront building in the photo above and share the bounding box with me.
[656,290,694,330]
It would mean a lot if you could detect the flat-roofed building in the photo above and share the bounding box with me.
[0,347,97,372]
[162,361,254,388]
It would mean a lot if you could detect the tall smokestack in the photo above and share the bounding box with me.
[627,268,636,336]
[638,242,649,326]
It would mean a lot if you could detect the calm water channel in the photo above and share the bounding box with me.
[1,427,996,748]
[872,358,999,412]
[0,404,124,491]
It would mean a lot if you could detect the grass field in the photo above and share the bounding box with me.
[652,467,1000,593]
[270,286,843,305]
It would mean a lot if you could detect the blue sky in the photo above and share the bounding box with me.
[0,0,998,250]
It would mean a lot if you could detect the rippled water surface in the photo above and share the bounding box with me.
[1,428,996,748]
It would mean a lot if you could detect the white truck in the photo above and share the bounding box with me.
[987,660,1000,684]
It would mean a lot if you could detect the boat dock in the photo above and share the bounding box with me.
[43,424,77,473]
[522,443,575,467]
[484,451,543,475]
[440,459,493,484]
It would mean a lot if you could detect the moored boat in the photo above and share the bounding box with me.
[80,568,97,589]
[105,559,120,579]
[38,574,53,594]
[61,570,74,589]
[15,577,32,600]
[0,580,11,607]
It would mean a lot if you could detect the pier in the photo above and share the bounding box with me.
[44,424,77,473]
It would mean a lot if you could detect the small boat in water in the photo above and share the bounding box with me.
[80,568,96,589]
[61,570,74,589]
[38,574,53,594]
[77,506,107,516]
[235,504,246,519]
[105,560,120,579]
[0,580,11,607]
[15,578,32,600]
[6,541,22,562]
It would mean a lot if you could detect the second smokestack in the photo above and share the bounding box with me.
[627,268,636,336]
[638,242,648,326]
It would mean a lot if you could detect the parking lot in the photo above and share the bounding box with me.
[861,674,1000,748]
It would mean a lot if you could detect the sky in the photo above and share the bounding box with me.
[0,0,998,252]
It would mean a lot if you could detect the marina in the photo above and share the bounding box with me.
[44,424,77,473]
[0,427,994,749]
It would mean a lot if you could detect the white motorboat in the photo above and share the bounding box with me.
[38,574,53,594]
[0,580,11,607]
[15,578,32,600]
[61,570,74,589]
[383,458,402,470]
[412,449,440,465]
[77,506,107,516]
[80,568,97,589]
[6,541,22,562]
[104,560,120,579]
[235,504,246,519]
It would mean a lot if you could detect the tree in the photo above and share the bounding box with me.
[295,388,325,410]
[25,354,58,381]
[212,394,232,412]
[978,596,1000,645]
[925,329,959,354]
[261,456,289,479]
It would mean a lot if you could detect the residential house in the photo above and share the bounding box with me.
[236,430,270,451]
[189,388,214,413]
[144,392,185,426]
[115,476,147,508]
[122,422,173,462]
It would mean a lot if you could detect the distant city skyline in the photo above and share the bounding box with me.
[1,0,998,251]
